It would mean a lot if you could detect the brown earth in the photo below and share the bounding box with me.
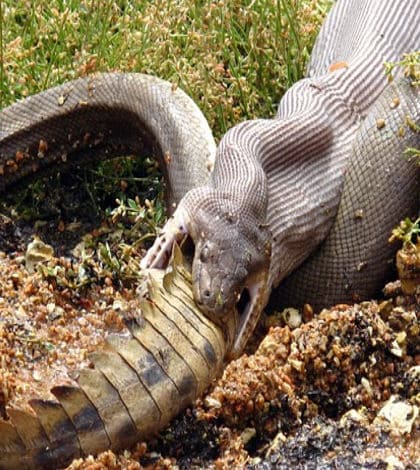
[0,219,418,470]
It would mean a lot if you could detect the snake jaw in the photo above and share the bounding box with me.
[141,187,271,358]
[229,272,270,359]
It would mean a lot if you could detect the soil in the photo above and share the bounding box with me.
[0,218,418,470]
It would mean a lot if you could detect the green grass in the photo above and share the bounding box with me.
[0,0,330,220]
[387,52,420,166]
[1,0,329,133]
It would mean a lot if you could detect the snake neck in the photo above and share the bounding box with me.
[208,20,418,295]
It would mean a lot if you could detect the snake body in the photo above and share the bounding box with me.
[0,0,419,468]
[144,0,420,354]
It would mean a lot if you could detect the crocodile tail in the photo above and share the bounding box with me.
[0,246,227,470]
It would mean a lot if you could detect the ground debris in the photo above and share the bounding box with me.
[0,237,418,469]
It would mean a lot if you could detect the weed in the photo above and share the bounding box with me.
[0,0,328,221]
[389,217,420,247]
[384,50,420,86]
[0,0,330,288]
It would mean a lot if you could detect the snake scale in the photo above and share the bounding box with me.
[0,0,419,468]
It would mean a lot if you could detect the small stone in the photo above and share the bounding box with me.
[33,370,42,381]
[378,300,393,319]
[302,303,313,322]
[406,365,420,380]
[112,300,126,311]
[280,307,302,329]
[15,150,25,162]
[361,377,373,396]
[389,97,400,109]
[25,237,54,273]
[47,303,64,321]
[258,335,280,355]
[288,358,304,372]
[38,139,48,158]
[384,455,404,470]
[240,427,256,445]
[395,331,407,345]
[265,431,287,457]
[328,60,348,72]
[46,303,56,314]
[339,408,369,427]
[376,118,386,129]
[357,261,366,271]
[390,339,404,358]
[374,395,418,435]
[204,396,222,409]
[78,317,88,327]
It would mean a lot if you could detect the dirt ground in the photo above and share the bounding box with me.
[0,216,419,469]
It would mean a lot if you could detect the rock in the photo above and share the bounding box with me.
[374,395,418,436]
[280,307,302,329]
[396,242,420,295]
[25,236,54,273]
[240,427,256,445]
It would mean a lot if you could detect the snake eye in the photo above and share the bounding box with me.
[200,245,210,263]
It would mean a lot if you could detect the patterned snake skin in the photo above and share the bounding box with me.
[143,0,420,355]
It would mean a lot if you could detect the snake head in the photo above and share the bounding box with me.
[191,206,271,358]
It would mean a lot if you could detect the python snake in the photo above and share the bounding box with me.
[0,0,419,468]
[143,0,420,355]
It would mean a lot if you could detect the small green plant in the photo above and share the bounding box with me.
[389,217,420,247]
[109,194,166,242]
[385,53,420,172]
[404,146,420,165]
[37,195,168,292]
[384,50,420,86]
[0,0,330,225]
